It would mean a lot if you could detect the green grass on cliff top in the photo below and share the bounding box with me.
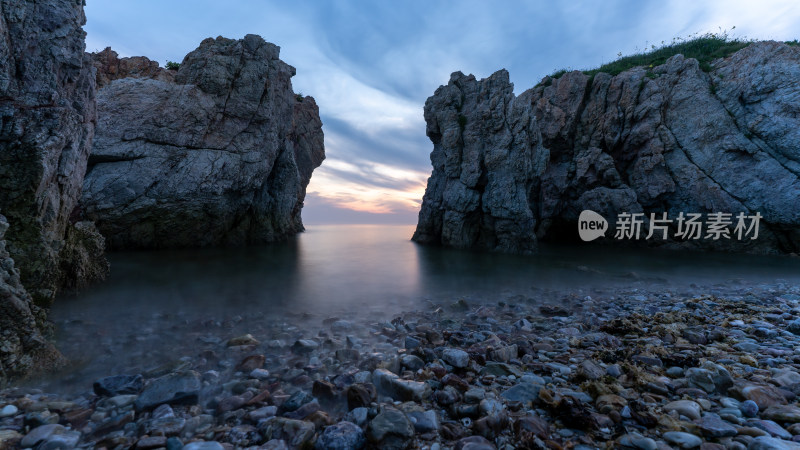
[547,30,754,81]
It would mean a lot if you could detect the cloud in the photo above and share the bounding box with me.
[302,193,418,225]
[307,160,427,215]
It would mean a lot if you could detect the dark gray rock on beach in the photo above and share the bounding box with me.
[81,34,325,249]
[5,282,800,448]
[414,41,800,254]
[0,0,104,304]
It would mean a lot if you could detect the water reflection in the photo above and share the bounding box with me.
[52,224,800,326]
[293,225,421,314]
[42,224,800,393]
[414,239,800,300]
[54,238,304,317]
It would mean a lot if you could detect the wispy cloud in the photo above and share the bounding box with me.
[84,0,800,224]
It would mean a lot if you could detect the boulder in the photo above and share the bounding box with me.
[81,34,325,249]
[414,42,800,255]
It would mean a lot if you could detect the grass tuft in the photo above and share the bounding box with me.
[546,29,751,81]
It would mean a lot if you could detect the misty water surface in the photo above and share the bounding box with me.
[43,224,800,392]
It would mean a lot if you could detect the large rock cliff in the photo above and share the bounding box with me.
[0,0,100,304]
[414,41,800,254]
[0,215,63,386]
[80,35,325,249]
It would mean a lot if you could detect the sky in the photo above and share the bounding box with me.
[83,0,800,225]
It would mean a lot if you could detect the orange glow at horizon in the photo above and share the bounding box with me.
[307,160,429,215]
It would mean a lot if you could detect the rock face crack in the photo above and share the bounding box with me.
[415,42,800,254]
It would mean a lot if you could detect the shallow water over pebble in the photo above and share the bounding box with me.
[43,224,800,393]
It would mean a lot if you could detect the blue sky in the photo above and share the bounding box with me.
[84,0,800,224]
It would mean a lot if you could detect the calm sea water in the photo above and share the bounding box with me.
[43,224,800,392]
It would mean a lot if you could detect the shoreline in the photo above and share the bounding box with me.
[2,282,800,449]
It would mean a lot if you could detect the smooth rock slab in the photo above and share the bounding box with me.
[442,348,470,368]
[367,408,414,450]
[183,442,225,450]
[748,420,792,439]
[250,368,271,380]
[20,424,73,448]
[515,415,550,439]
[135,371,202,410]
[260,417,316,448]
[488,345,517,363]
[480,362,522,377]
[0,405,18,418]
[279,391,314,413]
[147,416,186,436]
[747,436,800,449]
[663,431,703,449]
[771,369,800,387]
[763,405,800,423]
[227,334,259,347]
[664,400,702,420]
[94,374,144,397]
[136,436,168,449]
[786,319,800,335]
[618,432,657,450]
[454,435,497,450]
[292,339,319,354]
[500,382,542,407]
[315,421,365,450]
[344,408,369,427]
[372,369,430,401]
[407,410,439,433]
[735,342,762,352]
[577,359,605,380]
[699,413,738,438]
[400,355,425,371]
[686,368,716,393]
[742,385,789,410]
[700,361,734,393]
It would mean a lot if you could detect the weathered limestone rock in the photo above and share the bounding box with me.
[81,35,325,249]
[414,41,800,254]
[0,0,100,304]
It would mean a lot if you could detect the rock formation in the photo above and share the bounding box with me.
[80,35,325,249]
[0,215,63,385]
[91,47,174,88]
[414,41,800,254]
[0,0,101,305]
